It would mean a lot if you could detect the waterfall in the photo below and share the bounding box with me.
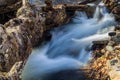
[93,5,101,19]
[22,3,116,80]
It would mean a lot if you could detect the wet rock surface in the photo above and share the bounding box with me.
[87,27,120,80]
[104,0,120,22]
[46,69,89,80]
[1,0,120,80]
[0,0,90,79]
[0,0,69,79]
[0,0,19,6]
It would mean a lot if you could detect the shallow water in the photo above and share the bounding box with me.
[22,3,116,80]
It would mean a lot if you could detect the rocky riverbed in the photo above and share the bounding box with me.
[1,0,120,80]
[86,26,120,80]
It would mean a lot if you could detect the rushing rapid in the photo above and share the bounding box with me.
[22,3,116,80]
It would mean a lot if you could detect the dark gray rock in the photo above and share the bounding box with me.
[0,0,17,6]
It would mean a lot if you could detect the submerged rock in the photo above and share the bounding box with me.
[47,69,88,80]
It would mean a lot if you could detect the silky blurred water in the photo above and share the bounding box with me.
[22,2,116,80]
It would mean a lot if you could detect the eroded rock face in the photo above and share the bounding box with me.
[0,19,32,72]
[0,25,7,72]
[44,5,67,28]
[0,0,69,79]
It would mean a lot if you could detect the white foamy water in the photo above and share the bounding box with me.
[22,3,116,80]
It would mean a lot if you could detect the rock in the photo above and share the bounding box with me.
[88,56,109,80]
[115,46,120,50]
[79,0,99,5]
[101,49,106,54]
[0,1,22,15]
[112,33,120,43]
[0,0,71,79]
[2,0,120,80]
[108,32,116,37]
[115,25,120,32]
[114,48,120,60]
[91,40,109,50]
[92,40,109,45]
[106,42,114,52]
[0,0,19,6]
[47,69,89,80]
[107,41,115,49]
[104,0,120,22]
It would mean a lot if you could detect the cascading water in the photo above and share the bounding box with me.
[22,3,116,80]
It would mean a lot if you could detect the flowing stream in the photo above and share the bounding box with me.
[22,3,116,80]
